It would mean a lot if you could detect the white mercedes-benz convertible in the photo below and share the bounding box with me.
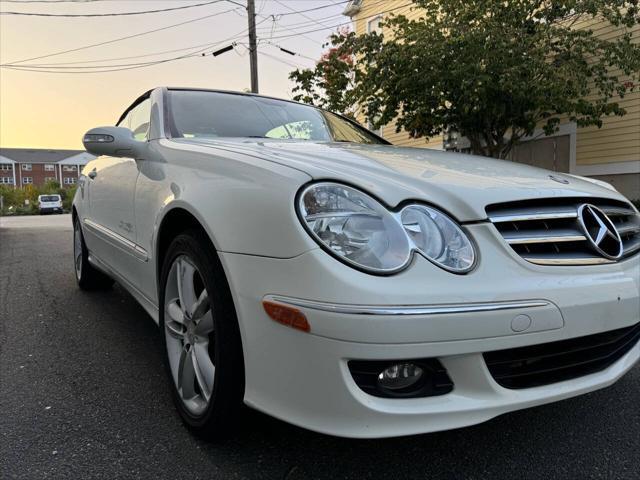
[74,87,640,439]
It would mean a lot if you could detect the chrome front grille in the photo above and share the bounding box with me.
[487,198,640,265]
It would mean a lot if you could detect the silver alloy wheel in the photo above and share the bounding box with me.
[74,221,83,280]
[164,255,216,416]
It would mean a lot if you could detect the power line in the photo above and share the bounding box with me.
[2,52,204,74]
[1,0,349,66]
[258,50,304,70]
[252,0,354,46]
[1,0,409,74]
[259,13,323,45]
[21,41,229,67]
[260,40,316,62]
[9,46,215,69]
[265,2,414,40]
[254,0,390,40]
[1,7,240,65]
[276,1,349,16]
[272,0,334,30]
[0,0,223,17]
[1,16,271,72]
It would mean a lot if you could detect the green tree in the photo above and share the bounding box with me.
[290,0,640,158]
[290,26,357,117]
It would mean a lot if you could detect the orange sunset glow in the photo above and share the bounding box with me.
[0,1,342,149]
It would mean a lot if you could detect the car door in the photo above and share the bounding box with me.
[86,97,151,282]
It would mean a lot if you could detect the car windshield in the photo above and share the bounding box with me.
[167,90,386,145]
[40,195,59,202]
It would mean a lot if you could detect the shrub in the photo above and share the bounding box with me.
[63,186,77,212]
[0,183,76,215]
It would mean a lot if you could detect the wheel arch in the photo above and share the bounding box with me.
[154,205,220,286]
[154,202,249,341]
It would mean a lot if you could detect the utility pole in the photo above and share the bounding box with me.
[247,0,259,93]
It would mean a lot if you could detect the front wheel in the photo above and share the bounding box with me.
[159,230,244,441]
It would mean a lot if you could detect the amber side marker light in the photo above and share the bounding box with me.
[262,301,310,333]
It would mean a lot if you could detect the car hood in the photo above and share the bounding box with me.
[172,138,629,221]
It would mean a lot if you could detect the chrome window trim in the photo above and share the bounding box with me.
[264,295,550,316]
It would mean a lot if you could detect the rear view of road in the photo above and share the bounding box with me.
[1,215,639,479]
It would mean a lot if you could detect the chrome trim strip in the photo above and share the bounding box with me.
[618,223,640,236]
[263,295,550,316]
[623,239,640,255]
[489,211,577,223]
[505,233,586,245]
[602,207,637,217]
[83,218,148,262]
[523,256,614,265]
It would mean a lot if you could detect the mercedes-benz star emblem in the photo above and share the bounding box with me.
[577,204,624,260]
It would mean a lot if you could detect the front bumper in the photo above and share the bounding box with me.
[220,223,640,438]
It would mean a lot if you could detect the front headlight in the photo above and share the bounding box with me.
[297,182,476,274]
[298,183,412,273]
[400,205,475,272]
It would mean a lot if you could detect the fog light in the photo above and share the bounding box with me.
[377,363,424,390]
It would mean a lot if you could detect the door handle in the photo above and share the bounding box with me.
[87,169,97,179]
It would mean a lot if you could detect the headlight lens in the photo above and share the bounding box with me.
[298,183,412,273]
[298,182,476,274]
[401,205,475,272]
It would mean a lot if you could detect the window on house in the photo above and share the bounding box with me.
[0,164,12,171]
[22,164,32,171]
[63,165,77,171]
[0,177,14,184]
[367,16,383,34]
[64,177,77,185]
[44,164,55,171]
[22,177,33,184]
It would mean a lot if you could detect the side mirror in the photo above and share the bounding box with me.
[82,126,146,158]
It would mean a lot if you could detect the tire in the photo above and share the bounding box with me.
[73,216,114,290]
[159,229,244,441]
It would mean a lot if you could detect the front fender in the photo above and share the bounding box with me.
[137,141,318,263]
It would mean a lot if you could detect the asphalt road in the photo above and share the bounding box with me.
[1,214,639,480]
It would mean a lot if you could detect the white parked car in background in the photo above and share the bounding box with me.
[74,87,640,440]
[38,194,63,214]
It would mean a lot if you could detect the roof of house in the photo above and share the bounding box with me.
[0,148,95,164]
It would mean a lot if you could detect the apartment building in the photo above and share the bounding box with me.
[343,0,640,200]
[0,149,95,188]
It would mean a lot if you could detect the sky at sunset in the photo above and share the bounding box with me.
[0,0,347,149]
